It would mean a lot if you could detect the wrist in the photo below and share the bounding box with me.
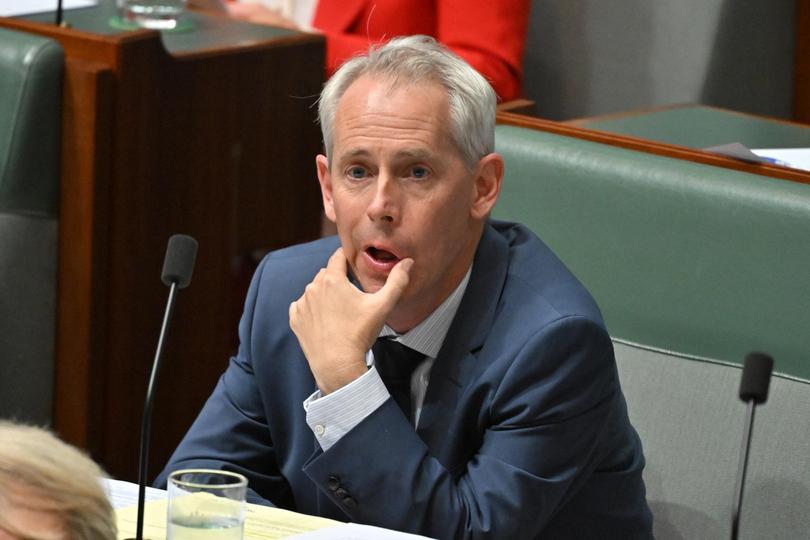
[318,362,369,395]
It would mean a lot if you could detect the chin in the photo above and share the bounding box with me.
[356,273,385,294]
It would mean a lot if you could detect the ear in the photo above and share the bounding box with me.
[316,154,337,223]
[470,152,504,220]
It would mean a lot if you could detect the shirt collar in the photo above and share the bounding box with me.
[378,265,472,359]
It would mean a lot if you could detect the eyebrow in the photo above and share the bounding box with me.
[337,147,435,163]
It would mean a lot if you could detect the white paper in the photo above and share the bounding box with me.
[0,0,98,17]
[286,523,435,540]
[751,148,810,172]
[102,477,167,510]
[106,478,433,539]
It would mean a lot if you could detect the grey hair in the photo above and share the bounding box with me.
[0,422,117,539]
[318,35,496,169]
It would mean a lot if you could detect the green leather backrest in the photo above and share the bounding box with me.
[578,106,810,150]
[493,124,810,380]
[614,339,810,538]
[0,27,63,216]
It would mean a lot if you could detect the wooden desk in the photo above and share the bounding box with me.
[1,5,324,480]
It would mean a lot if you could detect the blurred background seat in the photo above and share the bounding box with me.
[0,27,63,425]
[493,119,810,538]
[522,0,797,120]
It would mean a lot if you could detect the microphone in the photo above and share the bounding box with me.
[730,352,773,540]
[133,235,198,540]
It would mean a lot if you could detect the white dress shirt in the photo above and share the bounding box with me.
[303,266,472,450]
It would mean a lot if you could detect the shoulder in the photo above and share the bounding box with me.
[260,235,339,276]
[478,223,617,420]
[490,220,607,331]
[252,236,340,304]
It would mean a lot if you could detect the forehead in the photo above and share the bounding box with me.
[331,76,453,152]
[0,505,65,540]
[339,74,449,115]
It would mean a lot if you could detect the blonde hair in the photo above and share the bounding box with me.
[0,422,117,539]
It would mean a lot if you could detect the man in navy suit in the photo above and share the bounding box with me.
[157,35,653,538]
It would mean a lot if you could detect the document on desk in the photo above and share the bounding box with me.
[115,499,341,540]
[107,478,431,539]
[0,0,97,16]
[104,478,167,510]
[751,148,810,172]
[286,523,435,539]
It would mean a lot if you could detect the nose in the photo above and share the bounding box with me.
[366,172,400,224]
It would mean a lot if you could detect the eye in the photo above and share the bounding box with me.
[346,166,368,180]
[410,166,430,180]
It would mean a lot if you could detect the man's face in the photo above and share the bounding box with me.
[317,76,502,331]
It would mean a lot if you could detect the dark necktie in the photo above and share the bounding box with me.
[372,338,426,423]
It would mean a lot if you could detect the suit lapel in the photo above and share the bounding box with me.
[416,223,509,446]
[313,0,367,33]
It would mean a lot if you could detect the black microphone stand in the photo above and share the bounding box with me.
[129,234,197,540]
[730,399,756,540]
[135,280,180,540]
[730,352,773,540]
[55,0,63,26]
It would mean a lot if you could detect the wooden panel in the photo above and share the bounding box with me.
[1,17,325,480]
[53,58,115,456]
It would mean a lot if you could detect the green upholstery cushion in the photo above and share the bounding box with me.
[614,340,810,539]
[0,27,63,216]
[0,27,62,425]
[493,124,810,380]
[578,106,810,150]
[0,214,57,424]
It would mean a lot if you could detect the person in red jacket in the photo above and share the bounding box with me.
[225,0,530,101]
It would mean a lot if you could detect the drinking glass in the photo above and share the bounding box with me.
[119,0,187,30]
[167,469,248,540]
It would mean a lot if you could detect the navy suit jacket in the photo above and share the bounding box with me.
[157,221,652,539]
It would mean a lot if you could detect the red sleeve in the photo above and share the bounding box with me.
[321,32,387,77]
[436,0,531,101]
[317,0,531,102]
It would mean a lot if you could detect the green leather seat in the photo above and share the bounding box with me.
[493,123,810,539]
[0,27,63,425]
[494,124,810,377]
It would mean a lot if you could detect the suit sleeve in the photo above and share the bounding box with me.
[319,0,531,102]
[302,315,620,539]
[153,257,287,507]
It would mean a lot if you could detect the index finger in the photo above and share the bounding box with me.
[326,247,348,275]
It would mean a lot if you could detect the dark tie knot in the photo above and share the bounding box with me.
[372,338,426,421]
[372,338,426,380]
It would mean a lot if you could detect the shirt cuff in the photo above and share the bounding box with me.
[302,367,389,451]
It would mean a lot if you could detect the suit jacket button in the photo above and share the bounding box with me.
[334,487,349,499]
[342,495,357,509]
[327,475,341,491]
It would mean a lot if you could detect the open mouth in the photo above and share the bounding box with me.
[367,246,400,263]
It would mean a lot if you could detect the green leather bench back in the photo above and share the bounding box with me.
[577,106,810,150]
[614,340,810,538]
[493,123,810,381]
[0,27,62,216]
[0,27,63,425]
[493,121,810,539]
